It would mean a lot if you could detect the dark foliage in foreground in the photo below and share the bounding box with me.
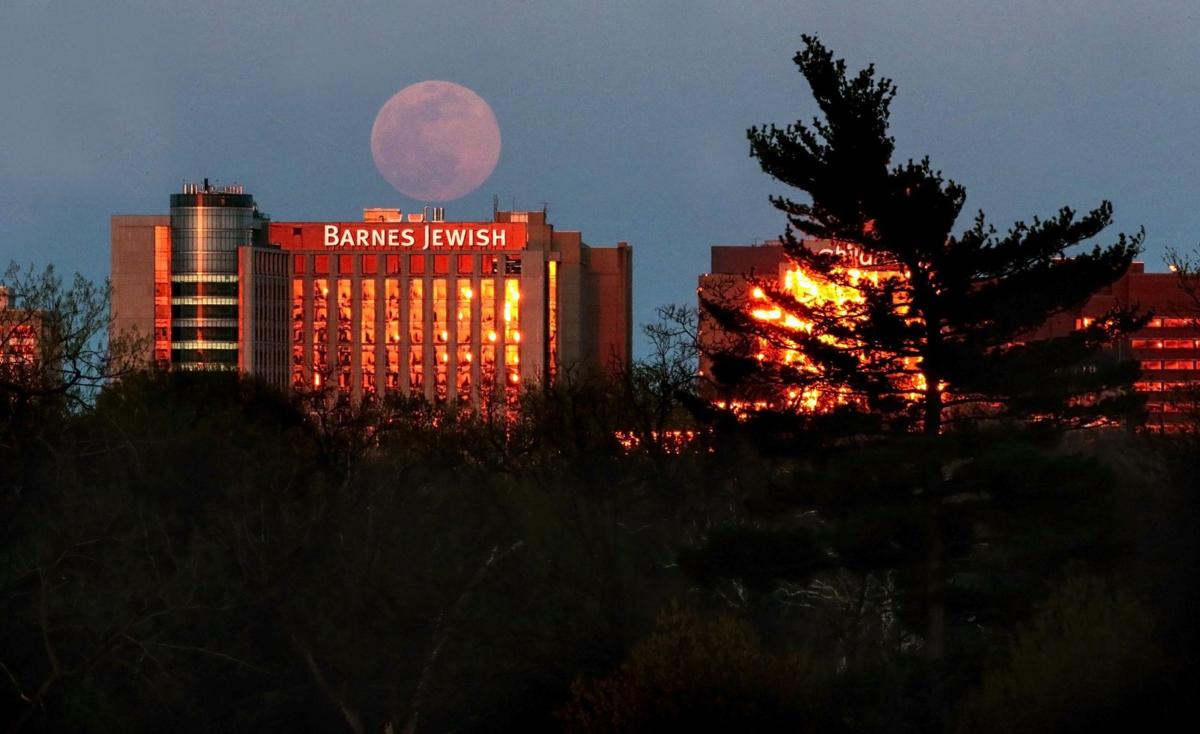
[0,365,1194,732]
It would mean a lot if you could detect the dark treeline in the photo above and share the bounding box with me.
[1,357,1198,733]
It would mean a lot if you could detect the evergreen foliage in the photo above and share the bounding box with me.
[689,36,1149,727]
[704,36,1144,432]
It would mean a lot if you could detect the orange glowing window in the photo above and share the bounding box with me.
[503,278,520,345]
[292,279,305,386]
[362,279,376,393]
[435,344,449,401]
[409,255,425,275]
[386,279,401,389]
[410,345,424,392]
[548,260,558,383]
[481,279,496,338]
[505,343,520,394]
[337,280,352,344]
[433,279,447,344]
[409,280,424,345]
[361,254,377,275]
[457,345,472,401]
[456,279,473,344]
[313,279,328,383]
[457,254,474,273]
[481,343,496,398]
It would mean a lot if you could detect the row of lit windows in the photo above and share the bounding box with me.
[1131,338,1200,350]
[1085,317,1200,330]
[1141,360,1200,371]
[1145,317,1200,329]
[292,276,521,401]
[1145,402,1198,414]
[1135,381,1198,392]
[292,253,522,277]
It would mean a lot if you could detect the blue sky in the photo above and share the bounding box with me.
[1,0,1197,357]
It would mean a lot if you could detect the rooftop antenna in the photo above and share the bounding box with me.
[492,194,499,216]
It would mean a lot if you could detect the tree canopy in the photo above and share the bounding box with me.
[703,35,1144,434]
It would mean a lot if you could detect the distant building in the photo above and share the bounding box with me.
[698,242,1200,430]
[0,285,46,393]
[111,183,632,406]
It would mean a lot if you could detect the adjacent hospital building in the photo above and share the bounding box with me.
[111,182,632,405]
[699,242,1200,430]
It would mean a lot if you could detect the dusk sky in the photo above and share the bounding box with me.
[2,0,1197,357]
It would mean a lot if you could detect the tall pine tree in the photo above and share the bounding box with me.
[690,36,1145,727]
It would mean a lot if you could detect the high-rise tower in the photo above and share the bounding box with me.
[112,181,289,386]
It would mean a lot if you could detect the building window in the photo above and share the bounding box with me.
[314,255,330,275]
[362,279,376,394]
[409,280,424,393]
[338,254,354,274]
[504,255,522,275]
[457,254,474,273]
[362,254,378,275]
[292,279,305,386]
[504,278,521,393]
[293,254,306,274]
[482,255,497,275]
[386,279,401,390]
[386,254,401,275]
[434,254,449,274]
[433,279,448,401]
[409,255,425,275]
[313,279,328,386]
[481,278,496,399]
[548,260,558,384]
[457,279,473,402]
[337,279,352,390]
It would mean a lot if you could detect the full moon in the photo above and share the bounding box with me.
[370,81,501,202]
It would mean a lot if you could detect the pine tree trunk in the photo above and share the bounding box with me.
[924,377,947,728]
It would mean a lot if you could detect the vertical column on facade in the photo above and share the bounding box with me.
[519,250,545,387]
[452,255,473,407]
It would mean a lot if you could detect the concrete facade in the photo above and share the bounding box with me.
[112,188,633,406]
